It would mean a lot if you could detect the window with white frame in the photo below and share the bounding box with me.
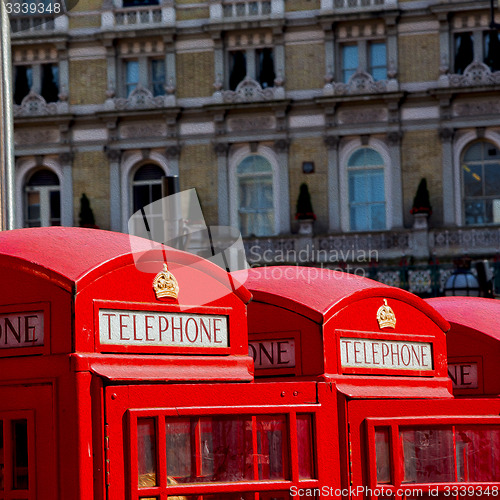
[13,63,59,104]
[452,14,500,75]
[132,164,164,214]
[337,22,387,83]
[462,141,500,225]
[226,31,276,91]
[237,155,274,237]
[123,58,165,97]
[348,148,386,231]
[24,169,61,227]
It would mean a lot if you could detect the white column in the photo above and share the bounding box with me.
[440,127,456,226]
[387,131,403,229]
[59,153,74,227]
[273,139,290,235]
[325,136,340,232]
[215,142,230,226]
[107,149,122,232]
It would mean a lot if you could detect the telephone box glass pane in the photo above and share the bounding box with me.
[12,419,29,490]
[166,419,192,479]
[0,421,3,491]
[400,427,454,483]
[166,416,253,484]
[455,425,500,482]
[256,416,287,480]
[375,427,391,484]
[297,414,314,479]
[138,418,157,488]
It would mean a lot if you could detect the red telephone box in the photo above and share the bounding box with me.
[0,228,331,500]
[427,297,500,397]
[233,267,500,497]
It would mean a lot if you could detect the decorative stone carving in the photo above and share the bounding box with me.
[228,116,275,132]
[438,127,454,143]
[387,130,403,146]
[220,77,284,103]
[332,70,395,96]
[105,148,122,162]
[213,142,229,156]
[165,145,181,159]
[449,62,500,87]
[110,85,174,111]
[337,108,388,124]
[324,135,339,150]
[13,91,68,117]
[120,123,167,139]
[453,100,500,117]
[59,152,74,165]
[273,138,290,153]
[14,128,59,146]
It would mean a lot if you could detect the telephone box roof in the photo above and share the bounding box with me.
[232,266,449,329]
[426,296,500,342]
[0,227,251,302]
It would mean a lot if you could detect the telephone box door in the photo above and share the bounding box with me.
[105,381,329,500]
[0,384,56,500]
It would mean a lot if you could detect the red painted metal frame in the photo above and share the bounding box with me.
[335,329,436,377]
[365,416,500,491]
[104,382,336,500]
[0,302,50,358]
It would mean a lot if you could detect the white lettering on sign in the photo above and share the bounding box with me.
[248,339,295,369]
[0,312,44,348]
[340,337,433,371]
[448,363,478,389]
[99,309,228,348]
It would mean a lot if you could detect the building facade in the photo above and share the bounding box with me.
[10,0,500,271]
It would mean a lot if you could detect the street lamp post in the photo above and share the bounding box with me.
[0,0,15,230]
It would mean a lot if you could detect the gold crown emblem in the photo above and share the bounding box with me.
[153,263,179,300]
[376,299,396,329]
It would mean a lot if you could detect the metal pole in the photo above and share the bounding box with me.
[0,1,14,230]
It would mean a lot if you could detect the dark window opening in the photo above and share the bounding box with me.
[229,51,247,91]
[123,0,159,6]
[484,31,500,72]
[41,64,59,103]
[132,164,164,213]
[256,48,275,89]
[455,32,474,74]
[14,66,33,105]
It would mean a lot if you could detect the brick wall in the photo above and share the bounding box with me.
[289,137,328,232]
[402,130,443,227]
[179,144,218,226]
[399,34,440,83]
[72,151,110,229]
[285,0,320,11]
[69,59,107,105]
[285,43,324,90]
[176,51,214,98]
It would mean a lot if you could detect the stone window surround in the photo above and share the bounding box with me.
[228,145,283,237]
[324,18,397,84]
[214,29,285,92]
[118,150,171,233]
[12,45,69,104]
[338,138,394,233]
[15,156,73,229]
[452,130,500,227]
[106,38,176,100]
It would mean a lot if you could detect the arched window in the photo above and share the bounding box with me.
[237,156,274,237]
[132,164,164,214]
[24,169,60,227]
[462,141,500,225]
[348,148,386,231]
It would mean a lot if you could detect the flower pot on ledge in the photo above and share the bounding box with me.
[411,210,431,230]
